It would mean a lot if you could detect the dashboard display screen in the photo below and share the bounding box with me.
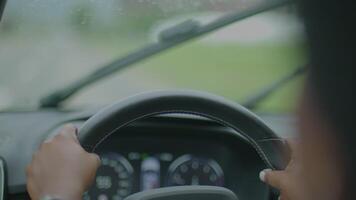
[84,152,224,200]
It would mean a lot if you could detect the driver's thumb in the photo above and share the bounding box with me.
[259,169,287,190]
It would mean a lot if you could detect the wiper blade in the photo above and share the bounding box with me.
[159,20,200,42]
[243,66,306,110]
[40,0,294,108]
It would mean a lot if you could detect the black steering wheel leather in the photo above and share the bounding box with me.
[79,90,288,170]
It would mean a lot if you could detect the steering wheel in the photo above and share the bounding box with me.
[79,90,288,170]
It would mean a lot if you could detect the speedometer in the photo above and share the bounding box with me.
[84,153,133,200]
[166,155,224,187]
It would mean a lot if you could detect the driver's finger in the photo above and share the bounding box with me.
[58,124,79,144]
[89,153,101,171]
[260,169,288,190]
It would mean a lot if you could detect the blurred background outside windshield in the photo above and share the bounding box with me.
[0,0,305,112]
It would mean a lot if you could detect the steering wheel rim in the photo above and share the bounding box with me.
[79,90,288,170]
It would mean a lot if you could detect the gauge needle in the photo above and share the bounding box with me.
[192,175,200,185]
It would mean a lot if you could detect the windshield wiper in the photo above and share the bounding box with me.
[243,66,306,110]
[40,0,294,108]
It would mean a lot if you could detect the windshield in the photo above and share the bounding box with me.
[0,0,305,112]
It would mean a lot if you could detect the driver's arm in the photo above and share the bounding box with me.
[26,124,100,200]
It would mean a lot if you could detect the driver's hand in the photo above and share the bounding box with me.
[259,140,302,200]
[26,124,100,200]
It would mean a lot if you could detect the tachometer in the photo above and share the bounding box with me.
[166,155,224,187]
[84,153,133,200]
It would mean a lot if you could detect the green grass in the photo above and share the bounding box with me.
[76,34,306,113]
[135,40,306,113]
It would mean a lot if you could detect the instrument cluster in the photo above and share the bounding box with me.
[84,152,224,200]
[80,117,270,200]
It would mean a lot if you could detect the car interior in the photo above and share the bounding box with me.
[0,0,303,200]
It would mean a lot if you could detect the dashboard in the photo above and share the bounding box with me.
[0,109,295,200]
[81,116,270,200]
